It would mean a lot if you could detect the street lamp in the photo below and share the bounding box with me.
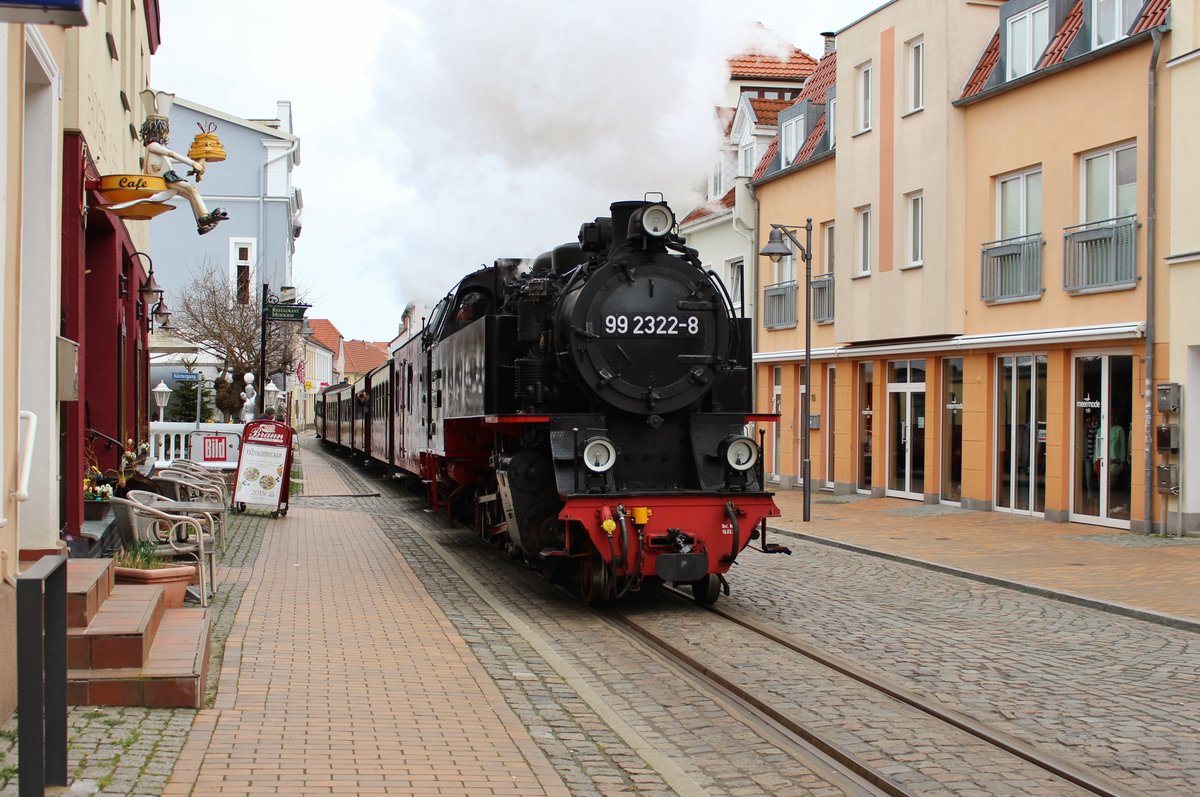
[264,381,280,413]
[152,379,172,422]
[760,219,814,522]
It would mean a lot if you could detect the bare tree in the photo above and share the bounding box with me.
[172,261,303,418]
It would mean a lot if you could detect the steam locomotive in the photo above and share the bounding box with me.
[317,197,784,604]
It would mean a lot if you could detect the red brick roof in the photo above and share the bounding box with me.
[795,51,837,105]
[752,137,778,181]
[1132,0,1170,33]
[728,47,816,81]
[1039,0,1082,68]
[717,106,736,137]
[961,31,1000,99]
[306,318,343,358]
[680,188,735,226]
[342,339,388,376]
[795,114,827,164]
[747,98,793,127]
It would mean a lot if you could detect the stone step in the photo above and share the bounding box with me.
[64,557,114,629]
[68,609,211,708]
[67,584,166,670]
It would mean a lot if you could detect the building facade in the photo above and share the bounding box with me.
[1,0,160,719]
[753,0,1178,532]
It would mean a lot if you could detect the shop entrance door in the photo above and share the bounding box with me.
[887,360,926,499]
[995,355,1047,515]
[1071,354,1133,526]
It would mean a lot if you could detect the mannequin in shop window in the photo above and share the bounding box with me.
[1093,415,1129,487]
[1083,412,1101,495]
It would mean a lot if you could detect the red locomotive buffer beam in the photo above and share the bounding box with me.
[559,494,780,581]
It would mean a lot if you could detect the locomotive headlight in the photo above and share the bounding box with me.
[581,437,617,473]
[640,204,674,237]
[720,435,758,472]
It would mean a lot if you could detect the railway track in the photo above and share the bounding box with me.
[609,587,1152,797]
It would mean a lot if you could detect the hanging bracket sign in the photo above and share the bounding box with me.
[265,303,310,322]
[232,420,294,517]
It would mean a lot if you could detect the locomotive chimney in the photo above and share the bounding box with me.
[609,201,645,244]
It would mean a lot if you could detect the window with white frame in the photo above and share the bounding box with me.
[740,141,756,177]
[1092,0,1141,48]
[822,222,836,274]
[728,258,745,308]
[709,161,724,199]
[230,238,257,305]
[1083,144,1136,223]
[827,98,837,149]
[777,250,797,285]
[781,114,804,167]
[907,192,924,266]
[855,205,872,275]
[907,38,925,112]
[998,168,1043,238]
[1007,2,1050,80]
[856,63,872,131]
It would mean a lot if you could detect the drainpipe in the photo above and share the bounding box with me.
[259,140,300,282]
[1143,28,1161,533]
[743,179,762,401]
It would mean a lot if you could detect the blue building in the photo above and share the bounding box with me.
[151,97,301,307]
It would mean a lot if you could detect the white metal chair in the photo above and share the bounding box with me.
[109,495,215,607]
[152,473,229,552]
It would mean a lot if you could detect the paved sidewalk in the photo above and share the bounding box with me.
[769,489,1200,625]
[164,447,566,796]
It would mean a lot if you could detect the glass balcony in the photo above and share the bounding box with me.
[1062,214,1138,293]
[763,280,797,328]
[981,232,1043,303]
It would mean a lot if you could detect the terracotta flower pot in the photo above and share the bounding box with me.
[114,564,197,609]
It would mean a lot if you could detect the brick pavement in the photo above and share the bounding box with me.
[769,490,1200,623]
[164,460,569,795]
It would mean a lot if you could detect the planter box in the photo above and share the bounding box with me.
[114,564,196,609]
[83,500,111,521]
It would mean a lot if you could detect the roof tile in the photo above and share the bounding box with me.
[342,339,389,376]
[680,188,735,226]
[752,137,778,181]
[728,48,816,81]
[748,97,794,127]
[960,31,1000,100]
[1039,0,1082,68]
[795,114,827,164]
[306,318,343,357]
[1132,0,1170,33]
[795,51,837,105]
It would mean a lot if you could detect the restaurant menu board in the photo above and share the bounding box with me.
[233,420,293,512]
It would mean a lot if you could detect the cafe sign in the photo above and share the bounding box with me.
[0,0,88,26]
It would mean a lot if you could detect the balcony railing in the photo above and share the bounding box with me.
[981,232,1043,303]
[811,273,834,324]
[763,280,797,328]
[1063,214,1138,293]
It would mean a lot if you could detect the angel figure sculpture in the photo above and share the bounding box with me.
[106,90,229,235]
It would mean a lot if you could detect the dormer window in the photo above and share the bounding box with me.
[709,162,724,199]
[781,115,804,167]
[1007,2,1050,80]
[1092,0,1140,48]
[739,142,755,177]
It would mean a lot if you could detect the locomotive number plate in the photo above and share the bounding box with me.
[602,314,699,336]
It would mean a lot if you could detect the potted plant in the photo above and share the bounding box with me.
[82,474,115,521]
[113,541,197,609]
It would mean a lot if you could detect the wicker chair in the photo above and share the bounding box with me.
[109,495,215,607]
[151,472,229,552]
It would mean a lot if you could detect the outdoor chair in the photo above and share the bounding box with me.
[168,460,233,500]
[148,473,229,553]
[109,495,216,607]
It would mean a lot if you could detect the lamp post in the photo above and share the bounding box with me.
[264,381,280,414]
[152,380,172,423]
[760,219,814,522]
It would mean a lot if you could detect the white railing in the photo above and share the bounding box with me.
[149,422,244,468]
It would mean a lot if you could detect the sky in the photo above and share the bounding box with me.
[152,0,884,342]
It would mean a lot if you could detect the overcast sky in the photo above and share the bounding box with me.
[152,0,883,342]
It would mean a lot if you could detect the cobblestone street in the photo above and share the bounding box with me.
[4,436,1199,795]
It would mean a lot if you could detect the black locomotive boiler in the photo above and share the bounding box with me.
[318,197,783,603]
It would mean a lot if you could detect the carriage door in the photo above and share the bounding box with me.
[995,355,1047,515]
[887,360,926,499]
[1071,354,1133,526]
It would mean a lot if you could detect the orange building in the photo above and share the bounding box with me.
[753,0,1176,532]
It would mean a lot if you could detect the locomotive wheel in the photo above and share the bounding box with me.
[578,553,611,606]
[690,574,721,606]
